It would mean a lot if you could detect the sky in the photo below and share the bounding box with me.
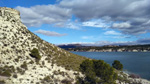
[0,0,150,46]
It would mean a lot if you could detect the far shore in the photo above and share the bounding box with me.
[70,51,150,52]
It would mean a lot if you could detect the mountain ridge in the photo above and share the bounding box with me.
[58,44,150,52]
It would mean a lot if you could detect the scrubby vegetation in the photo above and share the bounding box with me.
[41,76,53,83]
[53,50,87,71]
[112,60,123,70]
[30,48,41,62]
[0,65,15,77]
[77,59,118,84]
[61,79,72,84]
[20,62,28,70]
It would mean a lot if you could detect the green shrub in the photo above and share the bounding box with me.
[29,60,34,64]
[61,79,72,84]
[13,74,18,78]
[112,60,123,70]
[21,62,28,70]
[30,48,41,61]
[43,76,51,82]
[17,67,24,75]
[79,59,118,84]
[41,76,53,83]
[1,70,11,77]
[0,65,15,77]
[93,60,117,83]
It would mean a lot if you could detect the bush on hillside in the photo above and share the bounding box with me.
[21,62,28,70]
[112,60,123,70]
[1,70,11,77]
[61,79,72,84]
[30,48,41,61]
[0,65,15,77]
[78,59,118,84]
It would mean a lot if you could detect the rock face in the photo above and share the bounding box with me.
[0,7,86,84]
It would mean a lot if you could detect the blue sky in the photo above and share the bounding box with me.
[1,0,150,46]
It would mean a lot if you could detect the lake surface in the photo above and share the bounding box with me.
[71,51,150,80]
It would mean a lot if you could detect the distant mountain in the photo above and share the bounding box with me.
[58,44,150,52]
[58,44,82,49]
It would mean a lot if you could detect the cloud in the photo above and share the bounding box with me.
[15,5,71,27]
[65,23,81,30]
[104,30,121,35]
[60,0,150,35]
[60,0,136,20]
[34,29,67,37]
[112,36,131,39]
[16,5,81,30]
[112,22,131,28]
[82,19,109,28]
[15,0,150,35]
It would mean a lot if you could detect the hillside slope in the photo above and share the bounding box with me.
[0,7,86,84]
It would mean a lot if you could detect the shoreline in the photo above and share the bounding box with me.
[70,51,150,52]
[121,71,150,84]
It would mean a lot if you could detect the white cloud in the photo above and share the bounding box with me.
[15,0,150,35]
[66,23,81,30]
[104,30,122,35]
[82,19,109,28]
[15,5,71,27]
[112,22,131,28]
[34,29,67,37]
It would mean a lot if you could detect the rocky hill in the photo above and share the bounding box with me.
[0,7,150,84]
[0,7,86,84]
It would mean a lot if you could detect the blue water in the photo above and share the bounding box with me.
[71,51,150,80]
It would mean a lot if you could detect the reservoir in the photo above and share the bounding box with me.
[71,51,150,80]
